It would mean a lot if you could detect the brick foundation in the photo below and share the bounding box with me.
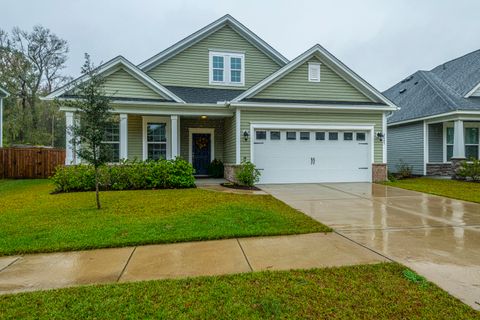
[451,158,466,180]
[224,164,241,184]
[372,163,387,182]
[426,163,453,176]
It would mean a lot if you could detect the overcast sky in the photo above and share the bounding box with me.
[3,0,480,91]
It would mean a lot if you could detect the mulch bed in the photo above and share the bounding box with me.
[221,183,261,191]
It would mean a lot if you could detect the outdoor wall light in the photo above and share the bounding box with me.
[376,132,385,142]
[243,130,249,141]
[200,115,207,119]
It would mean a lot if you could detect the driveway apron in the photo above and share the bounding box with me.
[261,182,480,310]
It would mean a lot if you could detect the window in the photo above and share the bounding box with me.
[212,56,224,82]
[300,132,310,140]
[286,131,296,140]
[356,132,366,141]
[147,123,167,160]
[230,57,242,83]
[328,132,338,140]
[465,127,479,159]
[315,132,325,140]
[209,51,244,86]
[446,127,454,161]
[343,132,353,141]
[270,131,281,140]
[102,122,120,163]
[256,130,266,140]
[308,62,321,82]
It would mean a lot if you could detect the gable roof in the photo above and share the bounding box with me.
[232,44,396,108]
[0,87,9,98]
[138,14,288,71]
[44,56,185,103]
[384,49,480,125]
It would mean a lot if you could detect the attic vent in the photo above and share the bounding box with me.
[308,62,321,82]
[401,76,414,83]
[414,81,418,85]
[399,88,407,94]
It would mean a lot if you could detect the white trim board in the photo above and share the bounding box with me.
[188,128,215,164]
[465,81,480,98]
[232,44,398,109]
[389,110,480,126]
[230,101,396,111]
[43,56,185,103]
[138,14,288,71]
[142,116,171,161]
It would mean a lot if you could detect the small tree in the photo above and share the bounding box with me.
[63,54,112,209]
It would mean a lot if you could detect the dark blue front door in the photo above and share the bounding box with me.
[192,133,211,175]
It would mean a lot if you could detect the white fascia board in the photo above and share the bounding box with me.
[232,44,398,109]
[43,56,185,103]
[139,14,288,71]
[0,87,9,97]
[250,122,375,131]
[388,110,480,126]
[231,101,397,111]
[465,82,480,98]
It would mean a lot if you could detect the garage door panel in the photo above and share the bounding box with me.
[253,129,371,184]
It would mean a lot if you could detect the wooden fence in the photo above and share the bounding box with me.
[0,147,65,179]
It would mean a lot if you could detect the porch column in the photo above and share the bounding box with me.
[171,115,178,158]
[452,120,465,159]
[119,114,128,160]
[65,111,75,165]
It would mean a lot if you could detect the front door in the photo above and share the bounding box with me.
[192,133,211,175]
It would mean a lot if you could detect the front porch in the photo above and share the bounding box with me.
[426,118,480,176]
[65,113,237,176]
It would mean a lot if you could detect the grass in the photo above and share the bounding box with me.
[0,263,478,319]
[0,179,329,256]
[385,177,480,203]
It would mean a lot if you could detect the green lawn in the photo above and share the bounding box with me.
[385,178,480,203]
[1,263,477,319]
[0,179,329,256]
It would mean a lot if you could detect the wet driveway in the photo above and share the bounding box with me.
[261,183,480,310]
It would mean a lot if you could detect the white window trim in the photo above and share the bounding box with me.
[443,122,480,163]
[308,62,321,82]
[142,116,171,161]
[188,128,215,164]
[101,121,121,163]
[209,51,245,86]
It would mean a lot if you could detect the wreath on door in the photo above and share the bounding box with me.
[195,137,209,150]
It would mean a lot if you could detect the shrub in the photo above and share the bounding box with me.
[51,158,196,193]
[235,161,261,187]
[208,159,224,178]
[395,160,413,179]
[457,158,480,182]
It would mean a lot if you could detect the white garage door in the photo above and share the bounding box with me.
[253,129,372,184]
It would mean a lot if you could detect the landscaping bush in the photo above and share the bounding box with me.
[208,159,224,178]
[235,161,261,187]
[395,160,413,179]
[51,158,195,193]
[457,158,480,182]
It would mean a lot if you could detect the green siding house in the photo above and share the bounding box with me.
[45,15,396,183]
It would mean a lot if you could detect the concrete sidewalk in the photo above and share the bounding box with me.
[0,233,386,294]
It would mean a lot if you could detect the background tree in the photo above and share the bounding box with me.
[64,54,112,209]
[0,25,69,146]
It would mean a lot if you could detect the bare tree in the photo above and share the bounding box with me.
[0,25,68,144]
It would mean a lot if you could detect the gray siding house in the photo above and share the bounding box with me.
[384,49,480,176]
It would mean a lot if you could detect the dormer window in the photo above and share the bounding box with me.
[308,62,321,82]
[209,51,245,86]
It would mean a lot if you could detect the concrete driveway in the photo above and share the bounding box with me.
[261,183,480,310]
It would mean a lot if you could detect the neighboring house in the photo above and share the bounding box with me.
[384,49,480,176]
[0,87,9,148]
[45,15,396,184]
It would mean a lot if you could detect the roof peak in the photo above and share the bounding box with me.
[138,14,288,71]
